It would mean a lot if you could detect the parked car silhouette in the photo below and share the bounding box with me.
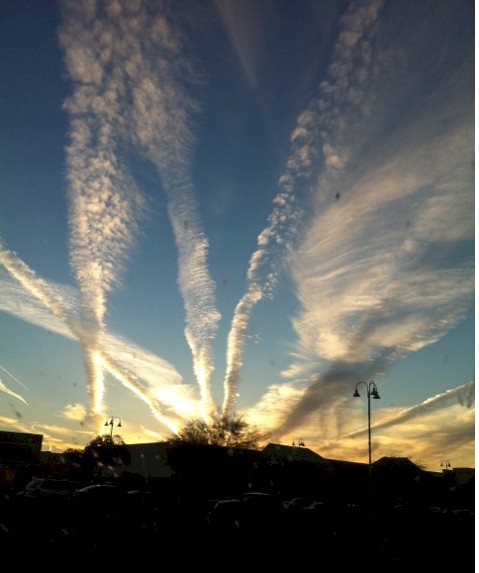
[241,491,284,512]
[239,492,285,531]
[207,498,243,530]
[19,478,80,499]
[71,483,129,517]
[283,497,312,511]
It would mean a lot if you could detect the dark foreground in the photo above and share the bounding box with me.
[0,491,474,569]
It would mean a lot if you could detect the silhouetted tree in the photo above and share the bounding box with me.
[164,414,268,499]
[62,447,84,464]
[82,435,131,480]
[61,447,88,482]
[168,413,269,449]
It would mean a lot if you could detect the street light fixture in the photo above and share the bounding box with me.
[353,380,380,476]
[104,416,122,439]
[440,459,452,471]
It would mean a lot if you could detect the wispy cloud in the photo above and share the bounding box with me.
[0,249,197,435]
[246,382,474,468]
[0,0,473,468]
[265,0,474,436]
[59,0,221,424]
[220,50,323,417]
[0,379,27,405]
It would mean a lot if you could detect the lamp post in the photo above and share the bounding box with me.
[104,416,122,439]
[353,380,380,487]
[440,459,452,471]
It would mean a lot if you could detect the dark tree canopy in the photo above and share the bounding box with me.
[62,447,83,463]
[168,413,269,450]
[82,434,131,470]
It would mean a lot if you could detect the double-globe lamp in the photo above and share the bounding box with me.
[353,380,380,468]
[104,416,122,438]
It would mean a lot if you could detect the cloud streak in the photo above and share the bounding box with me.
[348,382,475,438]
[58,0,221,424]
[265,0,474,436]
[0,0,473,469]
[0,247,197,434]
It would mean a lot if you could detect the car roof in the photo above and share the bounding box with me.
[75,484,121,492]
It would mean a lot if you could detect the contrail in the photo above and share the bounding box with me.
[220,104,318,416]
[0,264,191,403]
[0,242,77,333]
[221,0,385,416]
[164,182,220,422]
[120,2,221,422]
[59,0,220,423]
[0,238,104,427]
[0,378,27,405]
[59,0,147,426]
[346,382,475,438]
[270,0,474,437]
[219,62,326,414]
[0,244,196,434]
[101,351,181,434]
[0,363,29,391]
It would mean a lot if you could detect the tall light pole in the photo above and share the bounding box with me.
[104,416,122,439]
[353,380,380,484]
[440,459,452,471]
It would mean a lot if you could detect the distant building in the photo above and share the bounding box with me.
[126,441,174,479]
[262,442,330,464]
[451,467,475,486]
[0,430,43,487]
[0,429,474,511]
[0,430,43,466]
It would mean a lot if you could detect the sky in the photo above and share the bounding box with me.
[0,0,474,471]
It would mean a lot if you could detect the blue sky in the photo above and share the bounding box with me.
[0,0,474,470]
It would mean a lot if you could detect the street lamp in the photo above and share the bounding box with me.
[104,416,122,439]
[353,380,380,474]
[440,459,452,471]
